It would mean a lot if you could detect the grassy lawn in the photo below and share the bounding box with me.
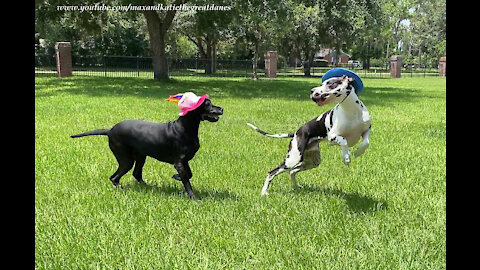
[35,75,446,269]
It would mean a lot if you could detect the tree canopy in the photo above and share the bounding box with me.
[35,0,446,78]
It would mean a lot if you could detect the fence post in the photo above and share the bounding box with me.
[390,55,402,78]
[54,42,72,78]
[264,51,278,78]
[439,57,446,76]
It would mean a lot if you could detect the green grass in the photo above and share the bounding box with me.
[35,75,446,269]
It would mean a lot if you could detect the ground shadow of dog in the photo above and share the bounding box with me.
[291,184,388,214]
[120,181,240,201]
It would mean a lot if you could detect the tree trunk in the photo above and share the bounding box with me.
[205,42,212,74]
[418,46,422,67]
[393,19,401,51]
[303,62,311,76]
[151,33,168,80]
[408,39,413,58]
[366,41,371,70]
[252,42,258,80]
[192,35,216,75]
[142,0,185,80]
[333,43,342,67]
[211,42,216,74]
[362,40,371,70]
[386,41,390,60]
[303,52,312,77]
[144,11,168,80]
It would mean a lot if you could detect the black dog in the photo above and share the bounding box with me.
[71,98,223,199]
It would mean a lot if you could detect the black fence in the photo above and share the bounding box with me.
[35,54,441,79]
[169,58,252,77]
[276,62,393,78]
[34,54,252,78]
[35,54,57,76]
[401,63,440,77]
[72,55,155,78]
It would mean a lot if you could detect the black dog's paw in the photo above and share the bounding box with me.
[110,178,120,187]
[172,174,182,181]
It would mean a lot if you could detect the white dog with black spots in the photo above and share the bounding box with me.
[248,75,371,196]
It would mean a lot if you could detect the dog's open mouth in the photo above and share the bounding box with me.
[201,113,221,122]
[201,104,223,122]
[312,97,327,106]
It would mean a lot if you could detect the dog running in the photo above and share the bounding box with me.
[248,68,371,195]
[71,92,223,199]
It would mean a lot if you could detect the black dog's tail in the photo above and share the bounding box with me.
[70,129,110,138]
[246,123,294,138]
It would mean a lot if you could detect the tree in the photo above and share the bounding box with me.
[36,0,187,80]
[275,0,382,74]
[408,0,446,66]
[382,0,414,54]
[350,0,386,69]
[174,0,234,74]
[289,3,322,76]
[35,0,110,55]
[233,0,284,79]
[141,0,188,80]
[321,0,384,66]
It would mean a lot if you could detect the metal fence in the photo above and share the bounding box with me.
[35,54,441,79]
[73,55,154,78]
[276,62,393,78]
[34,54,252,78]
[169,58,252,77]
[35,54,57,76]
[401,63,440,77]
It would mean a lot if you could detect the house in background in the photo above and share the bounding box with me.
[315,48,350,65]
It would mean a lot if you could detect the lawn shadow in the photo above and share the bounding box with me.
[292,184,388,214]
[35,76,423,107]
[35,76,315,101]
[120,181,240,201]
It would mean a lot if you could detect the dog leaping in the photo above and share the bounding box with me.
[248,70,371,196]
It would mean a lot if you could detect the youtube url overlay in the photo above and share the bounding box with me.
[57,3,232,12]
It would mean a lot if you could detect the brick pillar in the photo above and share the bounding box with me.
[439,57,446,76]
[390,55,402,78]
[264,51,278,78]
[55,42,72,78]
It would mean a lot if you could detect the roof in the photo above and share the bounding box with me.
[315,48,350,58]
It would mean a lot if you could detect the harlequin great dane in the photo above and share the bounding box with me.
[248,75,371,196]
